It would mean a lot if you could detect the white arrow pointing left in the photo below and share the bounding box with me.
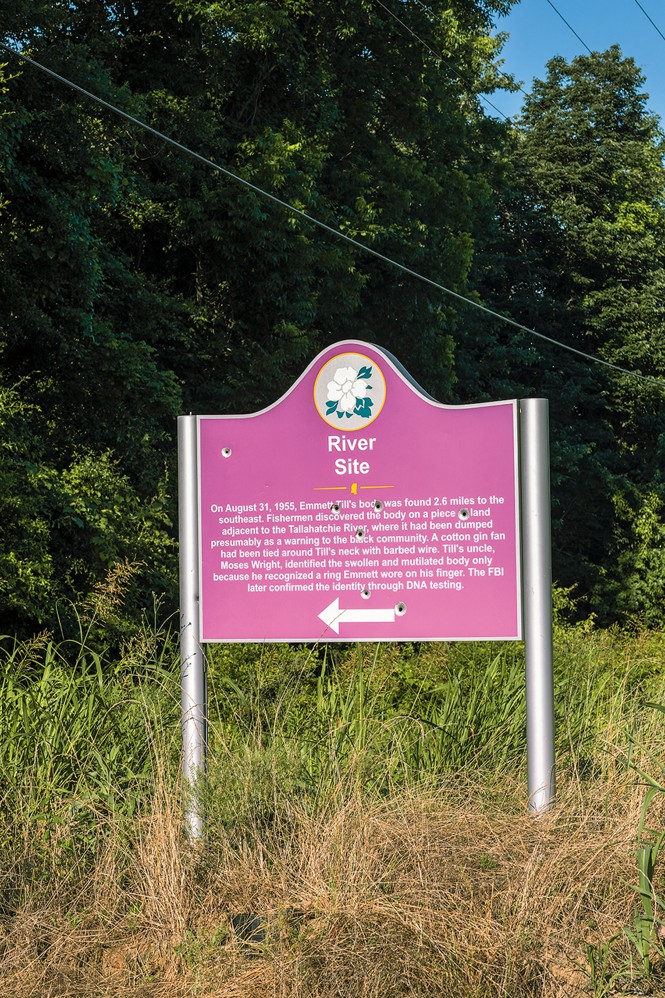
[318,597,397,634]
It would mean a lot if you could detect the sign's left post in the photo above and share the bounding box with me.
[178,415,207,840]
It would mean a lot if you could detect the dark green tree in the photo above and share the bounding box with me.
[0,49,181,634]
[469,47,665,623]
[0,1,517,634]
[100,0,517,406]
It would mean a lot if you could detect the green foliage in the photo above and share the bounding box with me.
[0,615,180,829]
[0,376,176,633]
[203,624,665,829]
[0,37,183,634]
[518,49,665,622]
[583,702,665,989]
[3,616,659,855]
[2,618,665,993]
[609,492,665,628]
[623,838,665,978]
[0,0,521,634]
[471,47,665,624]
[2,11,665,632]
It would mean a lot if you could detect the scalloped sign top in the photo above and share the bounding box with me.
[197,341,521,642]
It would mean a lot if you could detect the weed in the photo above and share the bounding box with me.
[0,621,664,994]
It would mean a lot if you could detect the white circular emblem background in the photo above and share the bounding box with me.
[313,352,387,431]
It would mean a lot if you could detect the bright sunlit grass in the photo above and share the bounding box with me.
[1,612,665,995]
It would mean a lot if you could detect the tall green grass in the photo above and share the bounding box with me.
[2,613,663,835]
[0,616,180,825]
[1,615,665,995]
[207,624,665,791]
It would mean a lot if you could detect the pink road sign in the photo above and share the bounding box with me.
[198,341,521,642]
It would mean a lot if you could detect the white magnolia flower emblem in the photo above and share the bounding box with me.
[321,361,374,421]
[327,366,368,413]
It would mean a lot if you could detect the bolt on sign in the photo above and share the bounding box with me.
[197,341,522,642]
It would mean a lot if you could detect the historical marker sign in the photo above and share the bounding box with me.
[197,341,521,642]
[181,341,555,828]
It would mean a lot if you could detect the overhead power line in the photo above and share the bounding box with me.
[377,0,649,207]
[369,0,525,120]
[1,41,664,390]
[633,0,665,46]
[543,0,592,54]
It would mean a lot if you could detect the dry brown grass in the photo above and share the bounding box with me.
[1,767,661,998]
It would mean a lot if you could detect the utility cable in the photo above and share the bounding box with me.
[1,41,664,389]
[633,0,665,46]
[380,0,661,253]
[543,0,592,55]
[400,0,531,99]
[370,0,527,119]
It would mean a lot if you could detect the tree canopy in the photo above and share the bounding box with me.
[0,0,520,636]
[499,48,665,623]
[1,5,665,634]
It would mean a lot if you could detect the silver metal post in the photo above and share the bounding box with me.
[519,399,555,813]
[178,415,207,839]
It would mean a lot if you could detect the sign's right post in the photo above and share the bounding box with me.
[519,398,555,813]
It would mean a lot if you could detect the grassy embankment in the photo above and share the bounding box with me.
[2,604,665,996]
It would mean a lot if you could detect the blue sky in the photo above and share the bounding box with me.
[488,0,665,124]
